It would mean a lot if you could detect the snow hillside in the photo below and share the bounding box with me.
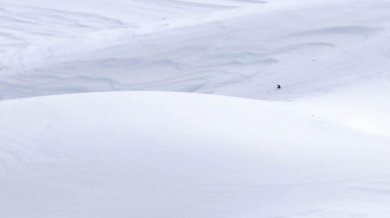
[0,0,389,100]
[0,0,390,217]
[1,91,390,218]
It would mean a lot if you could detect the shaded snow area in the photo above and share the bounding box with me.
[0,0,390,217]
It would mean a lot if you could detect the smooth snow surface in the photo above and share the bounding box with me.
[1,91,390,218]
[0,0,390,217]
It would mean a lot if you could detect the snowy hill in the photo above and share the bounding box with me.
[0,0,390,217]
[1,91,389,217]
[1,0,389,100]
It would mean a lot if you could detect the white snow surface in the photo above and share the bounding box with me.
[1,0,389,100]
[0,0,390,217]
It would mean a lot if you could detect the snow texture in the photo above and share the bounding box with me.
[0,0,389,217]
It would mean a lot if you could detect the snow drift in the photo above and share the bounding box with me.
[0,0,390,217]
[1,89,390,217]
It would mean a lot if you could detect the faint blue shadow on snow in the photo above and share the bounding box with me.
[292,26,378,38]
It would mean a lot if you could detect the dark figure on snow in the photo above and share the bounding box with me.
[277,84,281,89]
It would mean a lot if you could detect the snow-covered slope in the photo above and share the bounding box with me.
[1,0,390,217]
[1,0,389,100]
[1,90,389,217]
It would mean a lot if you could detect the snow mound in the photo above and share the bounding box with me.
[0,91,389,217]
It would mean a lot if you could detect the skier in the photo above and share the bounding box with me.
[276,84,281,89]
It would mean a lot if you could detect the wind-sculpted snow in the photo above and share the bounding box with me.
[1,0,390,217]
[0,91,389,217]
[1,0,390,100]
[0,0,250,74]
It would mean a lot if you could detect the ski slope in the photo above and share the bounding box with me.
[0,0,390,217]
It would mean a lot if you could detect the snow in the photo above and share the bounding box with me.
[0,0,389,217]
[1,91,390,217]
[1,0,390,100]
